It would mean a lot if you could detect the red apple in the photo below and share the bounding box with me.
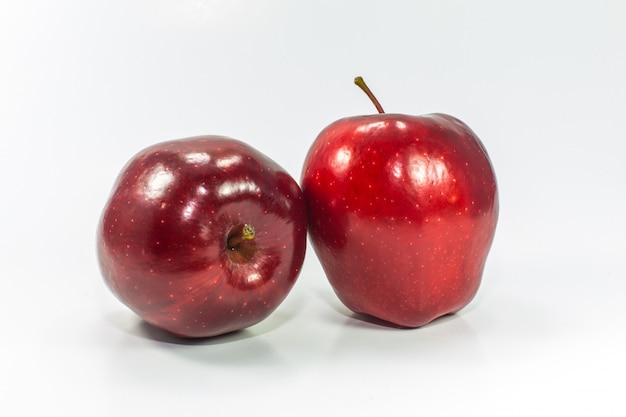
[97,136,307,338]
[301,77,498,327]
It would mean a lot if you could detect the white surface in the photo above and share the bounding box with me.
[1,0,625,415]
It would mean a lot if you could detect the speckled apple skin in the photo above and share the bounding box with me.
[301,113,498,327]
[98,136,307,338]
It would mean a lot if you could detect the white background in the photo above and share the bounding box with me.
[1,0,625,415]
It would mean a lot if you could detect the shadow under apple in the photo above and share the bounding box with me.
[327,309,484,366]
[104,309,295,369]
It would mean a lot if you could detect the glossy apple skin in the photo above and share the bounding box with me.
[98,136,307,338]
[301,113,498,327]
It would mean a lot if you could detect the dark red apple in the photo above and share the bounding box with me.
[97,136,307,338]
[301,77,498,327]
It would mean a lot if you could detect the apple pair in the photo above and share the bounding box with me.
[97,78,498,338]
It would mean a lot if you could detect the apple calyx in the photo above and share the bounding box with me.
[227,223,257,263]
[354,76,385,114]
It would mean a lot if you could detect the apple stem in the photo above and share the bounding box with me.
[354,76,385,114]
[242,224,255,240]
[227,223,255,251]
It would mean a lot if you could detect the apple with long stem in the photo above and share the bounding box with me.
[98,136,307,338]
[301,77,498,327]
